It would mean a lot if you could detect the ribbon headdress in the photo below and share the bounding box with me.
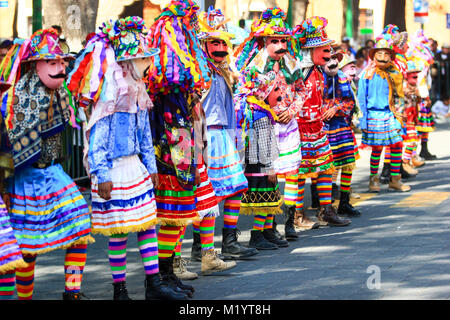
[0,28,76,129]
[234,7,296,73]
[145,0,211,98]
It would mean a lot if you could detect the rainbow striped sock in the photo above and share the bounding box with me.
[158,225,183,259]
[223,195,241,229]
[420,132,428,143]
[174,227,186,257]
[284,173,299,206]
[332,169,340,183]
[16,254,37,300]
[252,214,268,231]
[264,214,274,229]
[370,147,383,175]
[317,174,333,206]
[64,244,87,292]
[340,171,353,193]
[403,143,415,161]
[138,227,159,275]
[200,215,215,251]
[296,179,306,211]
[109,234,128,283]
[390,143,403,176]
[384,146,391,164]
[0,271,16,300]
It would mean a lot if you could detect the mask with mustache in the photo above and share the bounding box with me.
[324,57,340,76]
[206,40,229,63]
[265,36,288,60]
[36,58,67,89]
[312,45,332,66]
[211,51,229,58]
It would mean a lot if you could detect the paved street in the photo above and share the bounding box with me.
[30,120,450,300]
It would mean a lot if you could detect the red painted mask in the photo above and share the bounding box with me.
[406,72,419,86]
[205,39,229,63]
[265,36,288,61]
[312,45,331,66]
[36,58,66,89]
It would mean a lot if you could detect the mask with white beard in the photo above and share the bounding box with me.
[324,54,340,77]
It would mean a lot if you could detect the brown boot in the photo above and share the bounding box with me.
[201,250,236,275]
[402,162,418,175]
[173,256,198,280]
[369,175,380,192]
[411,156,425,168]
[389,175,411,192]
[294,209,319,230]
[317,205,351,227]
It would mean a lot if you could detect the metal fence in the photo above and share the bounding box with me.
[61,125,89,186]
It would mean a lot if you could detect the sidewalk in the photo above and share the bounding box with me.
[29,121,450,300]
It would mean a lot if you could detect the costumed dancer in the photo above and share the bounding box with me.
[377,26,420,182]
[234,8,317,243]
[197,8,258,260]
[146,0,229,294]
[357,37,410,192]
[0,29,94,300]
[338,53,362,200]
[67,17,187,300]
[293,17,351,226]
[322,50,361,217]
[401,58,424,177]
[234,69,284,250]
[0,81,27,299]
[407,30,436,161]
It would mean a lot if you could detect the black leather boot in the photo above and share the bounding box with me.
[221,228,258,259]
[113,281,131,300]
[249,230,278,250]
[159,256,194,298]
[310,184,320,209]
[317,205,351,227]
[191,232,202,262]
[145,273,187,300]
[272,219,285,240]
[262,227,289,247]
[420,141,437,160]
[284,205,299,240]
[380,163,390,184]
[332,183,340,202]
[337,192,361,217]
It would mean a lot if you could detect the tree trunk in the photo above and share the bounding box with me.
[384,0,406,31]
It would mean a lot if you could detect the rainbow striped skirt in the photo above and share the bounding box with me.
[240,164,283,215]
[362,109,403,146]
[195,163,220,219]
[416,101,435,133]
[0,196,26,273]
[296,119,335,178]
[7,164,93,254]
[324,117,357,171]
[274,119,302,176]
[207,128,248,202]
[91,155,158,235]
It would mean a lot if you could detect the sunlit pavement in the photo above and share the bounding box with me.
[31,120,450,300]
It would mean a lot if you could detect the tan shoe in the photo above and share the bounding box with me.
[369,175,380,192]
[201,250,236,275]
[389,175,411,192]
[402,162,418,175]
[411,156,425,168]
[173,256,198,280]
[294,210,319,230]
